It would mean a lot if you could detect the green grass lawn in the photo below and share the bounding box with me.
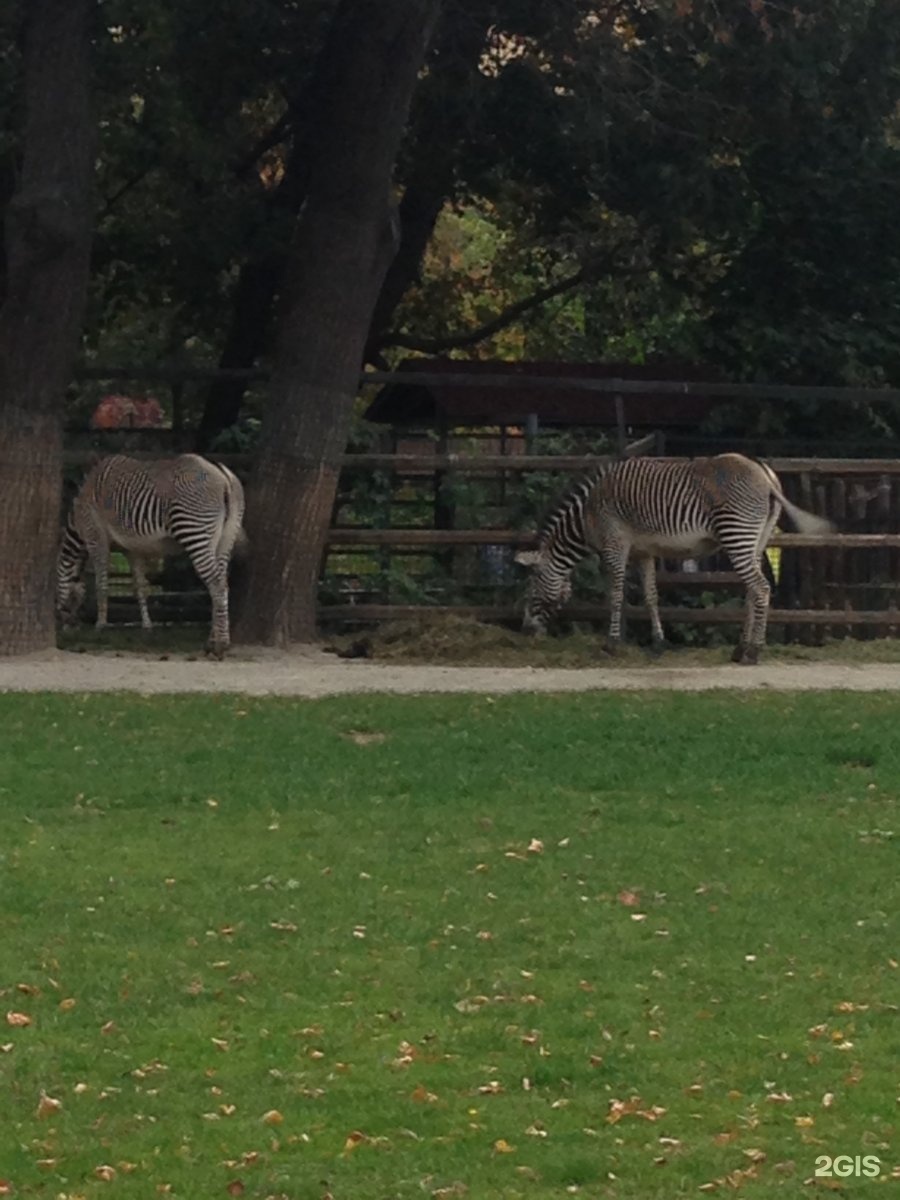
[0,692,897,1198]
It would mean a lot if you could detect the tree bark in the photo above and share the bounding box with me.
[364,10,489,363]
[193,254,281,451]
[234,0,441,646]
[0,0,94,655]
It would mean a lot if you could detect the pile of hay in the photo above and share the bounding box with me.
[325,614,651,667]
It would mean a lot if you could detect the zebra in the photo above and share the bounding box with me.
[57,454,246,658]
[515,453,833,664]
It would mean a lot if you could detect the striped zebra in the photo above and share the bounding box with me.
[515,453,833,664]
[57,454,246,658]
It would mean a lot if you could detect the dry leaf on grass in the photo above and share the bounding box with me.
[6,1011,31,1027]
[343,730,387,747]
[36,1092,62,1119]
[342,1130,368,1154]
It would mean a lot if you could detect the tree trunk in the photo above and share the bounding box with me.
[0,0,94,655]
[365,11,490,362]
[193,254,281,451]
[234,0,441,646]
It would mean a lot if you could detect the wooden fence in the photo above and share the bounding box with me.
[64,448,900,642]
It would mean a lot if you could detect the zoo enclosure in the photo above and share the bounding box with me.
[65,366,900,641]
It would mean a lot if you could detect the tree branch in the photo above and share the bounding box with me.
[377,266,589,354]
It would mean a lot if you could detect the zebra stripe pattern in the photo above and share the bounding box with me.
[57,454,246,658]
[515,453,832,664]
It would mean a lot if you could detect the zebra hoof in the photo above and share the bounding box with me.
[731,643,760,665]
[603,637,624,657]
[205,642,228,661]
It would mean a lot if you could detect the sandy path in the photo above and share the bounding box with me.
[1,648,900,696]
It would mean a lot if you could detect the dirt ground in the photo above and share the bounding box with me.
[3,646,900,696]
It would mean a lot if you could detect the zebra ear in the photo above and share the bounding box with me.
[514,549,541,568]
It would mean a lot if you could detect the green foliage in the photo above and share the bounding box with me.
[3,0,893,435]
[1,690,898,1196]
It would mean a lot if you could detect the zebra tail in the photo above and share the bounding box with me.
[215,466,247,563]
[774,490,835,535]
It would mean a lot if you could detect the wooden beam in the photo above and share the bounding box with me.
[319,603,898,626]
[326,529,900,548]
[72,363,900,404]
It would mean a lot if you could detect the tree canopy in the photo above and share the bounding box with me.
[1,0,893,412]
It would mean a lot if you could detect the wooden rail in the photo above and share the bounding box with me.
[61,451,900,474]
[72,363,900,404]
[326,529,899,548]
[319,603,899,626]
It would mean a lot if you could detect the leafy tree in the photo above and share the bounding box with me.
[0,0,94,655]
[233,0,442,645]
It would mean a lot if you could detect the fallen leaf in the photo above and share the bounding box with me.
[344,730,387,746]
[343,1131,367,1154]
[261,1109,283,1125]
[606,1096,643,1124]
[36,1092,62,1119]
[527,839,544,854]
[795,1115,815,1128]
[477,1080,503,1095]
[6,1011,31,1027]
[269,920,298,933]
[617,890,641,907]
[492,1139,515,1154]
[411,1084,439,1104]
[59,998,77,1011]
[226,1183,245,1197]
[94,1165,117,1181]
[822,1092,835,1108]
[454,997,486,1014]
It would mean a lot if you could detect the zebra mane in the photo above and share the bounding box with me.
[538,465,605,548]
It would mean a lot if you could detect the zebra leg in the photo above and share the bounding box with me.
[599,545,629,654]
[173,512,231,658]
[725,551,771,665]
[188,555,230,658]
[89,535,111,629]
[637,555,667,654]
[129,555,153,631]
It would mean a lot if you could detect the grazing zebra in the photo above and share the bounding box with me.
[57,454,246,658]
[515,453,833,664]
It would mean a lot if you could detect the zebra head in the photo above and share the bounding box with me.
[515,548,573,635]
[56,523,88,626]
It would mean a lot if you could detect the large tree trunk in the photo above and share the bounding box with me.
[234,0,441,646]
[0,0,94,655]
[193,254,281,451]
